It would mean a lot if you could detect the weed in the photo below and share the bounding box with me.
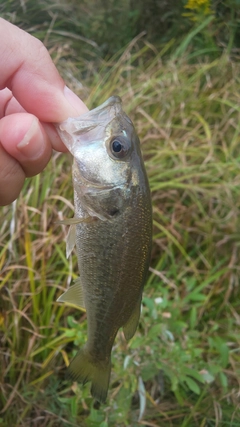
[1,12,240,427]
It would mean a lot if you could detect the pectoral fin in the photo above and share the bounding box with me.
[66,224,76,259]
[123,297,142,341]
[57,278,85,309]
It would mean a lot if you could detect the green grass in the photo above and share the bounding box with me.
[1,22,240,427]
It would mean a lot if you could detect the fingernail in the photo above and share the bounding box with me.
[63,86,88,115]
[17,117,45,159]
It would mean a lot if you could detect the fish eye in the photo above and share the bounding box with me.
[109,136,131,160]
[112,140,122,153]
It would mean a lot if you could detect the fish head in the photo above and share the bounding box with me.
[56,96,146,190]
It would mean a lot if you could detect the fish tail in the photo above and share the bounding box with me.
[67,346,111,404]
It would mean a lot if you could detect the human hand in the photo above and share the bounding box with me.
[0,18,88,206]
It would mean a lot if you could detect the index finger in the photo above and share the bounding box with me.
[0,18,88,122]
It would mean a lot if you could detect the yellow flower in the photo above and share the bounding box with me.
[184,0,211,15]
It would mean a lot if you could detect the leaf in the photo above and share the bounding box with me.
[172,15,214,59]
[184,376,201,394]
[219,372,228,389]
[186,293,206,302]
[200,370,215,384]
[131,337,144,349]
[190,306,197,329]
[138,376,146,421]
[123,355,132,370]
[148,324,163,338]
[182,367,205,383]
[141,364,157,382]
[219,343,229,368]
[64,329,76,338]
[88,407,104,424]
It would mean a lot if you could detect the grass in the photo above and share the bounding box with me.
[1,19,240,427]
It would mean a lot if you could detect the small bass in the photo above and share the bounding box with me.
[56,96,152,403]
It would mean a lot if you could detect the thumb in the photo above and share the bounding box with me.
[0,18,88,122]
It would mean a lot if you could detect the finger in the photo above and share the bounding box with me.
[42,123,68,152]
[0,113,52,177]
[0,18,88,122]
[0,88,26,117]
[0,145,25,206]
[0,89,67,151]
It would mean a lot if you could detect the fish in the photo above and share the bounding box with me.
[55,96,152,403]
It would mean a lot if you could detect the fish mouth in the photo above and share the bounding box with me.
[58,96,123,135]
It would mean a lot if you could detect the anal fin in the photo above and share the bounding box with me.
[123,296,142,341]
[57,278,85,309]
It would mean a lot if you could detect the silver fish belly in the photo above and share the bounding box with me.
[56,96,152,403]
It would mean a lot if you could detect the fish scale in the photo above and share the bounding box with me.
[56,96,152,403]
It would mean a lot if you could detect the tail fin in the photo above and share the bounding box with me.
[67,346,111,404]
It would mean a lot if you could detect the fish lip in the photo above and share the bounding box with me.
[89,95,122,112]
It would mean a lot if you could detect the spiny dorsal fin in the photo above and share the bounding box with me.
[57,278,85,309]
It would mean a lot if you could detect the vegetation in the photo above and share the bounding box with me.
[1,1,240,426]
[1,0,240,56]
